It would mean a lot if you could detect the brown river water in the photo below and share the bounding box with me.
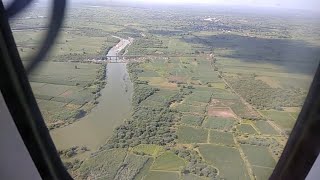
[50,38,133,152]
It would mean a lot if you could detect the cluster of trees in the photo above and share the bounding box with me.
[100,62,192,150]
[58,146,89,159]
[63,159,83,172]
[173,147,218,178]
[92,64,107,101]
[226,76,306,110]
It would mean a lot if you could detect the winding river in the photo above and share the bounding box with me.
[50,38,133,152]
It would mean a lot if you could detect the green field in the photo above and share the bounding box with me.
[78,149,127,179]
[28,62,105,129]
[203,117,236,131]
[181,114,204,126]
[241,145,276,168]
[237,124,258,134]
[182,174,206,180]
[209,130,235,146]
[134,158,154,180]
[151,151,186,171]
[184,91,212,103]
[132,144,164,156]
[254,121,279,135]
[199,144,249,180]
[260,110,297,130]
[115,154,150,180]
[177,126,208,143]
[144,171,180,180]
[252,166,274,180]
[228,100,261,119]
[174,104,207,114]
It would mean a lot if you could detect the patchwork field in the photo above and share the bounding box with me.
[177,126,208,143]
[252,166,274,180]
[151,152,186,171]
[260,110,297,130]
[203,117,237,131]
[209,130,235,146]
[241,145,276,168]
[237,124,258,134]
[144,171,180,180]
[132,144,164,156]
[180,114,204,126]
[78,149,127,179]
[29,62,106,129]
[254,121,279,135]
[199,144,249,180]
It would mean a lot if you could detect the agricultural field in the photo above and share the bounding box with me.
[203,117,236,131]
[78,149,127,179]
[177,126,208,144]
[180,114,204,126]
[199,144,250,179]
[151,152,186,171]
[11,2,320,180]
[260,110,297,131]
[144,171,180,180]
[209,130,235,146]
[132,144,164,156]
[241,145,276,168]
[29,62,106,129]
[254,121,279,135]
[237,124,258,134]
[114,154,150,180]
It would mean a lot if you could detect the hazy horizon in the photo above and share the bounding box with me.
[3,0,316,12]
[69,0,320,11]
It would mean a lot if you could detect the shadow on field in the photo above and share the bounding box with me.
[183,34,320,75]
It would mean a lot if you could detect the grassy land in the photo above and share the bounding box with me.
[114,154,150,180]
[260,110,297,130]
[203,117,236,131]
[132,144,164,156]
[254,121,279,135]
[181,114,204,126]
[151,152,186,171]
[199,144,249,180]
[144,171,180,180]
[237,124,258,134]
[241,145,276,168]
[177,126,208,144]
[209,130,235,146]
[78,149,127,179]
[30,62,106,129]
[252,166,274,180]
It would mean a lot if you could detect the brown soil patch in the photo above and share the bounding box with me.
[207,107,236,118]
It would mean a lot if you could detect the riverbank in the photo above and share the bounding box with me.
[50,37,133,153]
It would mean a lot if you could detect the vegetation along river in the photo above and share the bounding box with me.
[51,38,133,152]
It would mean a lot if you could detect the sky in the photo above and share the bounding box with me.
[4,0,319,11]
[111,0,320,11]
